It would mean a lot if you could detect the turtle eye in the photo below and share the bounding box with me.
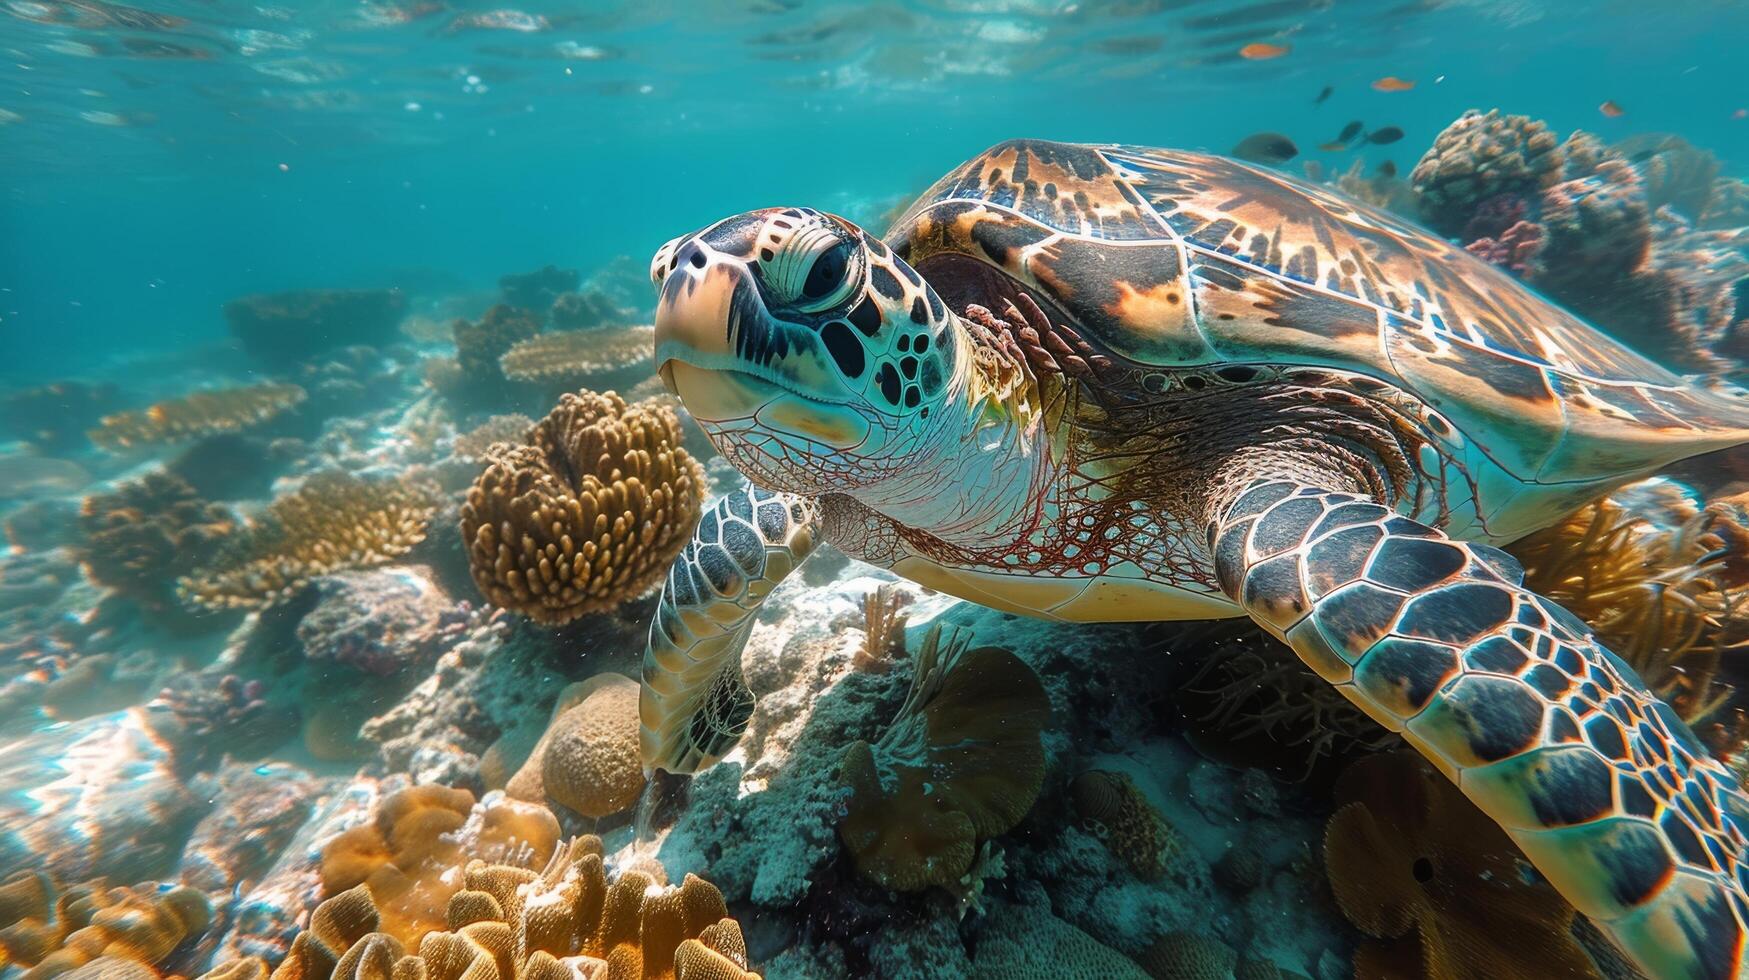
[801,241,853,302]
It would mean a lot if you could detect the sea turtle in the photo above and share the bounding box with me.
[641,139,1749,979]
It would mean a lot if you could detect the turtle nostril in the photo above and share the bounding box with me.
[689,249,707,269]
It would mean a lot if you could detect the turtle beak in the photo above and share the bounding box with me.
[654,237,743,373]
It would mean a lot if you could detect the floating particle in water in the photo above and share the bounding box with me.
[404,101,421,111]
[554,41,607,60]
[80,109,126,126]
[278,162,290,172]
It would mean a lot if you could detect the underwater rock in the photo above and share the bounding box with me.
[505,673,644,819]
[460,390,704,624]
[89,383,308,452]
[152,672,292,763]
[498,264,580,312]
[837,626,1050,892]
[179,761,321,897]
[224,289,407,362]
[3,496,83,552]
[179,471,438,612]
[429,304,543,414]
[0,381,122,452]
[295,567,468,678]
[0,708,206,886]
[168,434,285,502]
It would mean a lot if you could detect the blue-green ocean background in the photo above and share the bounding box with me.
[3,0,1747,383]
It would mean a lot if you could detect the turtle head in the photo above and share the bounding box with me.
[651,207,960,495]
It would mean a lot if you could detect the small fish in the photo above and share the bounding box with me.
[1317,141,1349,152]
[1233,131,1298,165]
[1337,120,1364,143]
[1372,76,1415,92]
[1598,100,1624,118]
[1735,108,1748,120]
[1367,126,1404,145]
[1377,160,1398,178]
[1313,85,1333,105]
[1239,42,1289,60]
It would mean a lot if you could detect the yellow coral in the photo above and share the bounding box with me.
[460,391,705,624]
[1070,770,1184,882]
[0,873,210,980]
[213,835,755,980]
[179,471,437,611]
[318,785,560,947]
[498,328,655,383]
[1323,750,1596,979]
[506,674,644,820]
[837,626,1050,892]
[89,383,306,450]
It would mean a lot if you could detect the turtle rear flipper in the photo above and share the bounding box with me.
[1212,478,1749,980]
[641,485,818,775]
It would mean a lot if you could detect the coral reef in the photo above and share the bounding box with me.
[224,289,407,362]
[179,472,437,611]
[505,673,644,820]
[0,381,121,451]
[77,471,237,619]
[0,873,211,979]
[497,326,656,384]
[460,390,704,624]
[837,626,1050,891]
[1409,109,1563,236]
[453,415,535,462]
[969,900,1150,978]
[90,383,307,451]
[1324,750,1595,978]
[1070,769,1187,882]
[317,785,560,946]
[425,305,545,413]
[1134,931,1238,980]
[214,834,754,980]
[295,568,469,678]
[499,264,580,313]
[852,583,909,674]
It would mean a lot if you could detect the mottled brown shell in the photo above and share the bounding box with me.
[888,140,1749,491]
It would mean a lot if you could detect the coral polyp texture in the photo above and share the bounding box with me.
[89,383,307,451]
[179,471,437,611]
[0,872,211,978]
[78,470,237,615]
[505,674,645,819]
[1070,769,1187,882]
[216,834,756,980]
[1409,109,1563,235]
[836,626,1050,891]
[497,326,656,384]
[1323,750,1597,978]
[460,390,705,624]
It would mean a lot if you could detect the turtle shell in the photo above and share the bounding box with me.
[887,140,1749,496]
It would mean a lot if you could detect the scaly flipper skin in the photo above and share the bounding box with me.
[640,485,818,775]
[1212,478,1749,980]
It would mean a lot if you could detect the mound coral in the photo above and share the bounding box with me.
[219,835,756,980]
[1410,109,1563,236]
[1069,770,1186,882]
[89,383,307,451]
[78,471,237,617]
[1324,750,1594,979]
[179,472,437,611]
[499,264,580,312]
[0,872,211,978]
[318,785,561,946]
[1134,931,1237,980]
[837,626,1050,892]
[969,902,1149,979]
[1507,479,1748,727]
[460,390,705,624]
[497,327,656,384]
[452,304,542,402]
[506,674,645,819]
[224,288,407,362]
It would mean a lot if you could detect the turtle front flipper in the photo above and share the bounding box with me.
[640,485,818,775]
[1211,478,1749,980]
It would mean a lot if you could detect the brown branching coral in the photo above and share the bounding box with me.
[89,383,306,451]
[0,871,211,979]
[1323,750,1597,979]
[506,674,645,819]
[78,471,237,616]
[317,785,562,947]
[179,471,437,611]
[460,391,705,624]
[852,584,909,674]
[1507,480,1749,728]
[837,626,1050,892]
[219,835,756,980]
[498,327,655,384]
[1070,770,1186,882]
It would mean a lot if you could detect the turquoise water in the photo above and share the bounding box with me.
[5,0,1747,379]
[7,3,1749,979]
